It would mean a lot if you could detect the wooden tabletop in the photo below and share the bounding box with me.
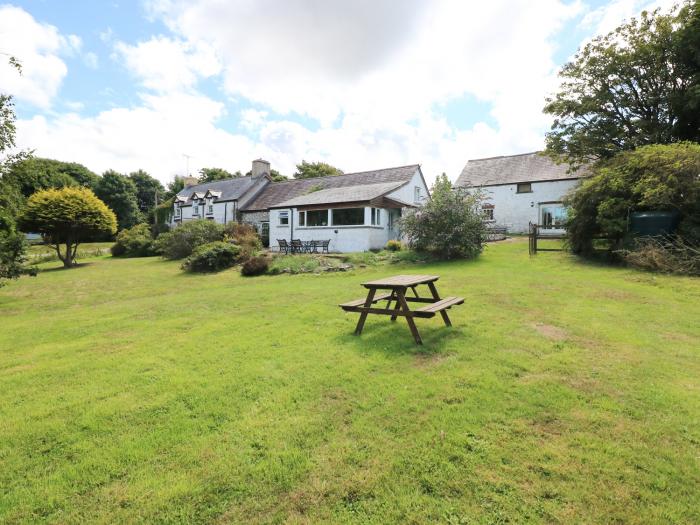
[361,274,440,288]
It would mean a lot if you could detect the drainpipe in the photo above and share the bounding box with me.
[290,207,294,241]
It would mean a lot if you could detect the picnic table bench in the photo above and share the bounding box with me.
[339,274,464,344]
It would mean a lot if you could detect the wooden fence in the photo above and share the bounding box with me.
[528,222,566,255]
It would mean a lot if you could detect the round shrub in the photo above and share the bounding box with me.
[241,256,269,276]
[385,240,402,251]
[111,223,155,257]
[182,241,241,273]
[153,219,225,260]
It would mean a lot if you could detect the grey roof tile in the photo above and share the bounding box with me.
[273,181,405,208]
[176,176,258,203]
[454,152,587,188]
[242,164,419,211]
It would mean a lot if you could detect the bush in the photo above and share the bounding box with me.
[224,222,262,259]
[385,240,402,251]
[619,236,700,276]
[241,256,269,276]
[400,173,487,260]
[181,241,241,273]
[111,224,155,257]
[153,219,224,259]
[566,143,700,254]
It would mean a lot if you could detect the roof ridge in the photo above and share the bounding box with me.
[467,151,542,163]
[266,163,420,187]
[180,174,254,191]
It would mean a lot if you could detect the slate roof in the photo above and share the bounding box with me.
[454,152,587,188]
[273,181,406,208]
[243,164,420,211]
[176,176,258,203]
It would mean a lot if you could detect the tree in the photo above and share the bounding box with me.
[673,0,700,138]
[400,174,487,260]
[94,170,140,230]
[198,167,239,182]
[293,161,343,179]
[544,4,700,167]
[18,187,117,268]
[164,175,186,200]
[128,169,164,215]
[0,55,33,286]
[565,142,700,254]
[5,157,99,197]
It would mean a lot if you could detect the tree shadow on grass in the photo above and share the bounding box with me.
[38,262,95,273]
[333,318,471,360]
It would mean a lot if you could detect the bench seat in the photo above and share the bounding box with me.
[339,292,393,311]
[416,296,464,314]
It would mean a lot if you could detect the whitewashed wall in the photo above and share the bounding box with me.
[269,207,394,253]
[479,179,580,233]
[386,169,429,205]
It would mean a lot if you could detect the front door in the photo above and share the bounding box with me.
[260,221,270,247]
[388,209,402,240]
[539,203,567,232]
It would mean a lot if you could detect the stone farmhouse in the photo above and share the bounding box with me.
[171,159,430,252]
[454,152,587,233]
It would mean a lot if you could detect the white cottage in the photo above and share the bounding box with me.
[454,152,588,233]
[171,161,429,253]
[265,165,429,252]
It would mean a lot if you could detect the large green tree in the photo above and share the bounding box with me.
[128,169,164,215]
[293,161,343,179]
[565,142,700,254]
[95,170,140,230]
[5,157,99,197]
[0,56,32,286]
[18,187,117,268]
[544,3,700,166]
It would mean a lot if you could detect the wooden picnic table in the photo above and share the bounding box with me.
[339,274,464,344]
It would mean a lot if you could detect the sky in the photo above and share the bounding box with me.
[0,0,678,185]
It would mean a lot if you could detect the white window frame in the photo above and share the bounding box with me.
[414,186,421,203]
[278,210,289,226]
[371,208,381,226]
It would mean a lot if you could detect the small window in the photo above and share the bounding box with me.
[278,210,289,226]
[482,208,494,221]
[192,203,199,215]
[306,210,329,227]
[516,182,532,193]
[371,208,381,226]
[414,187,421,202]
[332,208,364,226]
[207,205,213,214]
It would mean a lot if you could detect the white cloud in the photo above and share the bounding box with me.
[83,51,99,69]
[114,36,220,92]
[13,0,681,186]
[0,5,77,108]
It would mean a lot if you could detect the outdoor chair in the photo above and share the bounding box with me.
[277,239,290,254]
[320,240,330,254]
[291,239,305,254]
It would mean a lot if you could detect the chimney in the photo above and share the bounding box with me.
[183,176,198,188]
[252,158,270,179]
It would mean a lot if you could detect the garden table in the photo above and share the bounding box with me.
[339,274,464,344]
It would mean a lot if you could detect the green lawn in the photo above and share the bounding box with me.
[1,240,699,524]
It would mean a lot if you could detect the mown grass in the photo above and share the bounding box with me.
[1,239,699,523]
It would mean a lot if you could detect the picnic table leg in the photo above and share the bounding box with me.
[427,281,452,327]
[389,290,401,321]
[396,288,422,344]
[354,288,376,336]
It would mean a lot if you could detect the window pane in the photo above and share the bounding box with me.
[306,210,328,226]
[299,211,305,226]
[279,211,289,225]
[332,208,365,226]
[517,183,532,193]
